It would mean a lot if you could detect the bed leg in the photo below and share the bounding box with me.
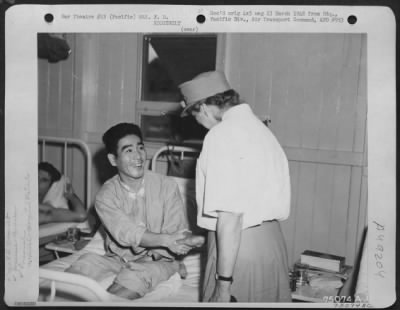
[48,280,56,302]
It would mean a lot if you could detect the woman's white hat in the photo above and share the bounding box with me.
[179,71,231,116]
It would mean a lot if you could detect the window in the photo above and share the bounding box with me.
[137,34,224,144]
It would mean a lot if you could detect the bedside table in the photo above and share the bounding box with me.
[292,284,340,302]
[291,263,354,303]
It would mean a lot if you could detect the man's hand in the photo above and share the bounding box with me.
[176,232,205,248]
[165,229,193,255]
[209,281,231,302]
[64,182,75,200]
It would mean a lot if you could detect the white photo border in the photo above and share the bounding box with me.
[4,4,396,308]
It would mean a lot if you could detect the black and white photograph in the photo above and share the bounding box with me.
[4,4,396,308]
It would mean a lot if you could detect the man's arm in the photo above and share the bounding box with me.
[210,211,243,302]
[140,230,192,255]
[39,202,87,225]
[95,191,191,255]
[148,180,193,257]
[64,184,87,222]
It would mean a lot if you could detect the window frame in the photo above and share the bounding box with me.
[135,33,226,145]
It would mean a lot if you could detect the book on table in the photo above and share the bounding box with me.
[300,250,345,273]
[294,261,352,280]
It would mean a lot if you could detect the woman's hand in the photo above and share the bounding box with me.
[209,281,231,302]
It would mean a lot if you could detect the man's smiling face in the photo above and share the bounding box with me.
[108,134,146,182]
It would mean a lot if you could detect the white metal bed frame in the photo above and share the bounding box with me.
[151,145,200,172]
[38,136,92,210]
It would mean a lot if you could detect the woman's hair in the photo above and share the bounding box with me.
[103,122,143,155]
[38,162,62,184]
[191,89,241,113]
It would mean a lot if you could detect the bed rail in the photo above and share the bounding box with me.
[151,145,200,173]
[39,268,121,302]
[38,136,92,210]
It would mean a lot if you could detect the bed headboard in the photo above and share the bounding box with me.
[38,136,92,209]
[151,145,205,235]
[151,145,200,178]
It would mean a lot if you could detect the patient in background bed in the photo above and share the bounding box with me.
[66,123,204,300]
[39,162,87,225]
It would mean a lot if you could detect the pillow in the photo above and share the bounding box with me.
[42,175,69,209]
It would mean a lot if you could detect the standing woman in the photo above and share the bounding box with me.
[179,71,292,302]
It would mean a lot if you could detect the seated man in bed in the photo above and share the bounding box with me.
[39,162,87,225]
[66,122,204,299]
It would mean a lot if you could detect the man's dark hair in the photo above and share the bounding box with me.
[103,122,143,155]
[38,162,62,184]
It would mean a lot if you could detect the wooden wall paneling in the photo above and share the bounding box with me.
[79,34,101,135]
[280,160,300,266]
[116,35,128,123]
[316,36,344,151]
[38,37,75,137]
[336,97,357,152]
[310,164,335,252]
[346,166,363,266]
[357,171,368,249]
[224,34,242,94]
[46,62,62,130]
[268,36,291,145]
[353,35,367,153]
[38,59,50,131]
[292,162,317,262]
[120,34,139,123]
[284,36,308,148]
[335,35,362,152]
[300,61,323,149]
[237,34,258,110]
[317,89,339,151]
[71,33,86,138]
[81,33,140,137]
[59,35,75,132]
[252,34,272,120]
[300,35,326,150]
[328,165,351,257]
[71,34,83,138]
[94,34,112,133]
[104,34,125,128]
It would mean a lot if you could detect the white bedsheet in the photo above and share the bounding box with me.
[40,246,203,302]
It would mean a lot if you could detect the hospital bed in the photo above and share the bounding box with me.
[38,144,205,304]
[38,136,93,262]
